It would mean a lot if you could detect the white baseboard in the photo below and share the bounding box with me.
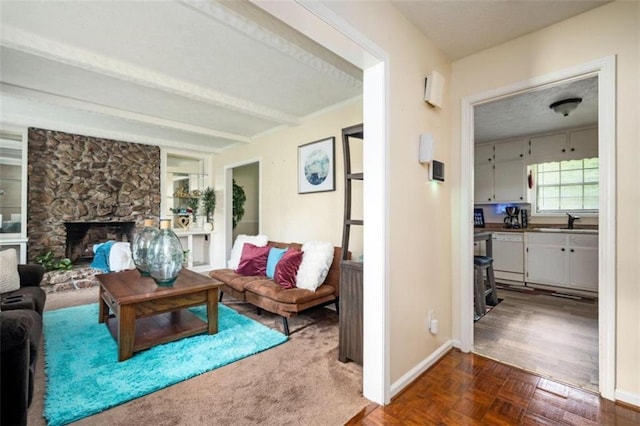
[390,340,453,398]
[615,389,640,409]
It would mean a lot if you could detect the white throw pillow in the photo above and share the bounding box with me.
[0,248,21,294]
[227,234,269,269]
[296,241,334,291]
[109,242,136,272]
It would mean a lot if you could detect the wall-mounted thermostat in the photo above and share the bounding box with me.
[429,160,445,182]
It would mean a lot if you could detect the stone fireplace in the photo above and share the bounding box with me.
[64,221,136,263]
[27,128,161,263]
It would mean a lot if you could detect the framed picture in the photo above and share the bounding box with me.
[298,136,335,194]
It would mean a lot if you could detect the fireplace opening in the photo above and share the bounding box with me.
[64,222,136,264]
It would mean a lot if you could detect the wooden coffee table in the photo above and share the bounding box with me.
[97,269,223,361]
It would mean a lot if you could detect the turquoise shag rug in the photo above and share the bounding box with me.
[43,303,287,426]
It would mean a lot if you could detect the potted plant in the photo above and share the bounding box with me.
[186,196,199,226]
[232,179,246,229]
[202,187,216,231]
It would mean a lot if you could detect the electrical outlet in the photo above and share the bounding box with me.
[428,309,434,331]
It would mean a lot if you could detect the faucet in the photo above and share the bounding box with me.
[567,213,581,229]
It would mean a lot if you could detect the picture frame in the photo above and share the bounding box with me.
[298,136,335,194]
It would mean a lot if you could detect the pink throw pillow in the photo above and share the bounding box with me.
[274,248,303,289]
[235,243,271,276]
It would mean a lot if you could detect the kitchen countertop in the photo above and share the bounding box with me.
[474,224,599,234]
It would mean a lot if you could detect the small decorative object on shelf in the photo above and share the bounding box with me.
[132,218,160,276]
[175,215,190,230]
[147,219,184,286]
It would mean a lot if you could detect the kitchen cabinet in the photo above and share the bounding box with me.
[525,232,598,293]
[475,144,494,164]
[528,127,597,163]
[474,139,526,203]
[474,163,494,202]
[494,160,525,202]
[494,140,526,162]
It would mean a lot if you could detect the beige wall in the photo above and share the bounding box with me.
[212,99,363,262]
[451,1,640,398]
[320,1,453,385]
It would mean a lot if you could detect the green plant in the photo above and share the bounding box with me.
[35,251,73,272]
[202,187,216,222]
[186,196,199,221]
[232,178,246,229]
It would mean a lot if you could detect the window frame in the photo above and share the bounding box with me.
[528,159,600,218]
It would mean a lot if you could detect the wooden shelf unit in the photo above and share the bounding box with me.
[338,123,364,365]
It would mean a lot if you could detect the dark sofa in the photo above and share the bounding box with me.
[1,264,46,426]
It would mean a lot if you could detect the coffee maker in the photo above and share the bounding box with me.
[503,206,521,229]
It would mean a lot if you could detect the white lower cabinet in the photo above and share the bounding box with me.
[524,232,598,293]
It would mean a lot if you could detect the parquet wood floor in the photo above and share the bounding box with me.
[346,349,640,425]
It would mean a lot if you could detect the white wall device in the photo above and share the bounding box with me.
[418,133,433,164]
[424,70,445,108]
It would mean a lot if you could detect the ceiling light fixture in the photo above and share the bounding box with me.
[549,97,582,117]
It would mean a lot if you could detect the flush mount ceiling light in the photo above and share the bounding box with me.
[549,97,583,117]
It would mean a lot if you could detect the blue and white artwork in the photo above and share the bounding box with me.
[304,149,330,185]
[298,137,335,193]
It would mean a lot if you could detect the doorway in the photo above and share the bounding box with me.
[472,77,600,391]
[459,56,616,399]
[231,162,260,241]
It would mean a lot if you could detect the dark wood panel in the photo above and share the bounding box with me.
[339,260,363,365]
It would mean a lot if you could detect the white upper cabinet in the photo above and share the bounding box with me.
[474,139,526,203]
[494,160,526,202]
[474,144,494,164]
[528,126,598,163]
[529,133,567,162]
[568,127,598,160]
[494,139,526,162]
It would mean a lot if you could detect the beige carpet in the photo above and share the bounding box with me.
[29,287,368,425]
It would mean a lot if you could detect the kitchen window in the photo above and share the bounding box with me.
[534,158,599,213]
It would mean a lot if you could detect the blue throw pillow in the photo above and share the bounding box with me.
[266,247,287,279]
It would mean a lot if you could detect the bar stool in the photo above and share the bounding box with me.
[473,255,498,318]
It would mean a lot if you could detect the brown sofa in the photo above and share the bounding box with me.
[210,241,345,335]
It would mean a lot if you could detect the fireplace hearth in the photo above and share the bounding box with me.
[65,221,135,263]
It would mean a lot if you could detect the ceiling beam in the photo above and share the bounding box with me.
[180,0,362,89]
[0,25,300,126]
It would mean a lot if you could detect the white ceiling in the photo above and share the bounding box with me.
[0,1,608,152]
[474,76,598,144]
[0,0,362,152]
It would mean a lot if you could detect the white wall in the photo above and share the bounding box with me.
[211,99,363,266]
[451,1,640,402]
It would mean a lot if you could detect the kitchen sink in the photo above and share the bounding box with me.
[534,228,598,234]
